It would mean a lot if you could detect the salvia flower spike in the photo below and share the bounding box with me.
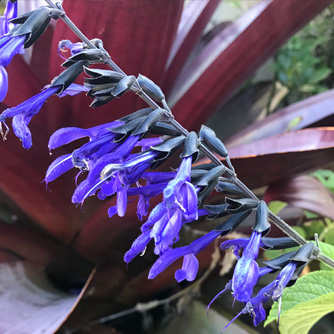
[2,2,333,332]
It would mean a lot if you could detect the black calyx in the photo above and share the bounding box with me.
[50,60,88,93]
[261,237,299,250]
[11,7,60,48]
[199,125,234,170]
[253,200,271,235]
[132,108,164,138]
[150,122,182,137]
[137,74,165,102]
[216,181,244,197]
[225,197,258,213]
[263,250,298,270]
[62,49,104,68]
[291,242,315,267]
[195,166,226,205]
[215,210,252,235]
[150,136,186,169]
[203,203,229,220]
[119,108,154,122]
[180,132,199,162]
[83,67,136,108]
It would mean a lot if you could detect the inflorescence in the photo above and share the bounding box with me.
[0,0,327,329]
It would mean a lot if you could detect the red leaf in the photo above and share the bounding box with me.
[264,175,334,219]
[163,0,220,95]
[0,122,95,243]
[0,262,94,334]
[2,56,42,108]
[227,89,334,147]
[46,0,183,134]
[169,0,333,130]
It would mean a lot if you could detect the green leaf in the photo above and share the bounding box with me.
[278,292,334,334]
[317,241,334,270]
[303,220,325,239]
[265,270,334,327]
[324,229,334,246]
[268,201,287,215]
[309,67,332,84]
[312,169,334,193]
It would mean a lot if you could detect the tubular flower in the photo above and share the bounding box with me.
[231,230,262,302]
[147,230,221,282]
[227,201,271,302]
[45,120,123,184]
[222,243,315,330]
[125,156,198,259]
[0,84,88,148]
[58,40,85,60]
[0,34,25,68]
[0,0,19,101]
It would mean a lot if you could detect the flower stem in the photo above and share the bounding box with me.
[43,0,334,269]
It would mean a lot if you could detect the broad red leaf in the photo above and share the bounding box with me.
[0,261,94,334]
[46,0,183,135]
[2,56,41,109]
[0,122,97,244]
[264,175,334,219]
[163,0,220,95]
[227,89,334,147]
[169,0,333,130]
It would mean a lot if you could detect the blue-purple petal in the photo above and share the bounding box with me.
[124,229,152,263]
[45,154,73,183]
[175,253,199,282]
[0,35,26,67]
[0,66,8,102]
[57,83,89,97]
[12,113,33,149]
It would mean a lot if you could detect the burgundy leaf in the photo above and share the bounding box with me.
[163,0,220,95]
[46,0,183,135]
[264,175,334,219]
[0,261,93,334]
[0,121,97,244]
[227,89,334,147]
[169,0,333,130]
[2,56,42,109]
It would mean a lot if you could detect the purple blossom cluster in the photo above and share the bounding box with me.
[0,1,316,330]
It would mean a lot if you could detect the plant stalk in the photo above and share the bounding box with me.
[44,0,334,269]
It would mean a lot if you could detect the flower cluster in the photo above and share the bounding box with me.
[0,1,319,331]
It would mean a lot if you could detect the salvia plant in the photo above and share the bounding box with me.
[1,0,334,333]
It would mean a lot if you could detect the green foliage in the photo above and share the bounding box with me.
[267,200,288,215]
[273,11,334,102]
[265,270,334,333]
[312,169,334,194]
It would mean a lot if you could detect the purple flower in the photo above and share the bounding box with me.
[231,230,262,302]
[127,182,168,220]
[0,0,19,102]
[163,156,198,220]
[45,121,123,185]
[147,230,222,282]
[1,1,17,35]
[0,34,25,67]
[242,262,297,327]
[0,65,8,102]
[207,266,274,316]
[58,40,85,60]
[0,84,87,148]
[48,120,123,151]
[125,156,199,259]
